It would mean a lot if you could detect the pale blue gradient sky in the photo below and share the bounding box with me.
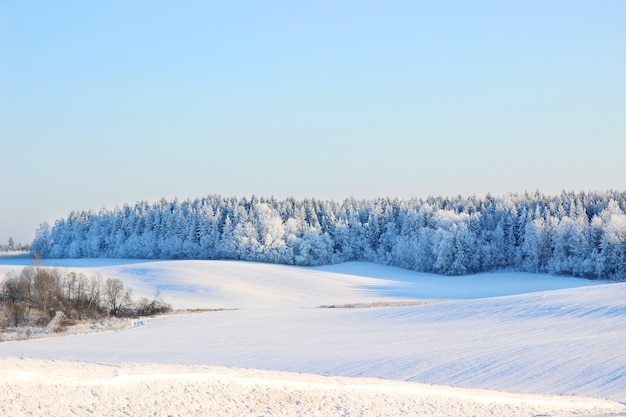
[1,1,625,244]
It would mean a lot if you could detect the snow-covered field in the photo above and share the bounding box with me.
[1,258,626,416]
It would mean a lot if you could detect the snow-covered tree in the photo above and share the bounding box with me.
[28,192,626,280]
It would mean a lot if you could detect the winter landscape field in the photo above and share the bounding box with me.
[4,0,626,415]
[1,258,625,416]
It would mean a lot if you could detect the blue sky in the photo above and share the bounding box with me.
[1,1,625,244]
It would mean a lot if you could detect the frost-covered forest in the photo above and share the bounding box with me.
[31,191,626,279]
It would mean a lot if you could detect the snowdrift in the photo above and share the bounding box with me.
[2,358,624,417]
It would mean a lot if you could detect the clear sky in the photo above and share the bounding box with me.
[1,1,625,245]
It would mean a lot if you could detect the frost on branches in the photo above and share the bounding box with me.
[31,192,626,280]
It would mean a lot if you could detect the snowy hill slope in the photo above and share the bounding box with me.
[2,358,624,417]
[0,258,608,308]
[1,259,625,416]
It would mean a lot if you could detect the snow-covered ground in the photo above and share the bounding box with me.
[1,259,626,416]
[3,358,623,417]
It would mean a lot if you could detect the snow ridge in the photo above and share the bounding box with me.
[2,358,624,417]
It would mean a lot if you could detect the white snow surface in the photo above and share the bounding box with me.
[1,259,626,416]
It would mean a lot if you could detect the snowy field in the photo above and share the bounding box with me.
[1,258,626,416]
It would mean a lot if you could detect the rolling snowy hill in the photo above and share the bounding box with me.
[1,259,625,416]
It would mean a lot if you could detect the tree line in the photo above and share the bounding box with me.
[0,266,171,331]
[30,191,626,280]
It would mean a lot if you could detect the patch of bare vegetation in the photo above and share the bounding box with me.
[319,300,445,309]
[0,266,171,341]
[169,308,239,314]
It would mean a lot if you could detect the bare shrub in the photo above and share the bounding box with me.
[45,311,74,333]
[135,291,172,316]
